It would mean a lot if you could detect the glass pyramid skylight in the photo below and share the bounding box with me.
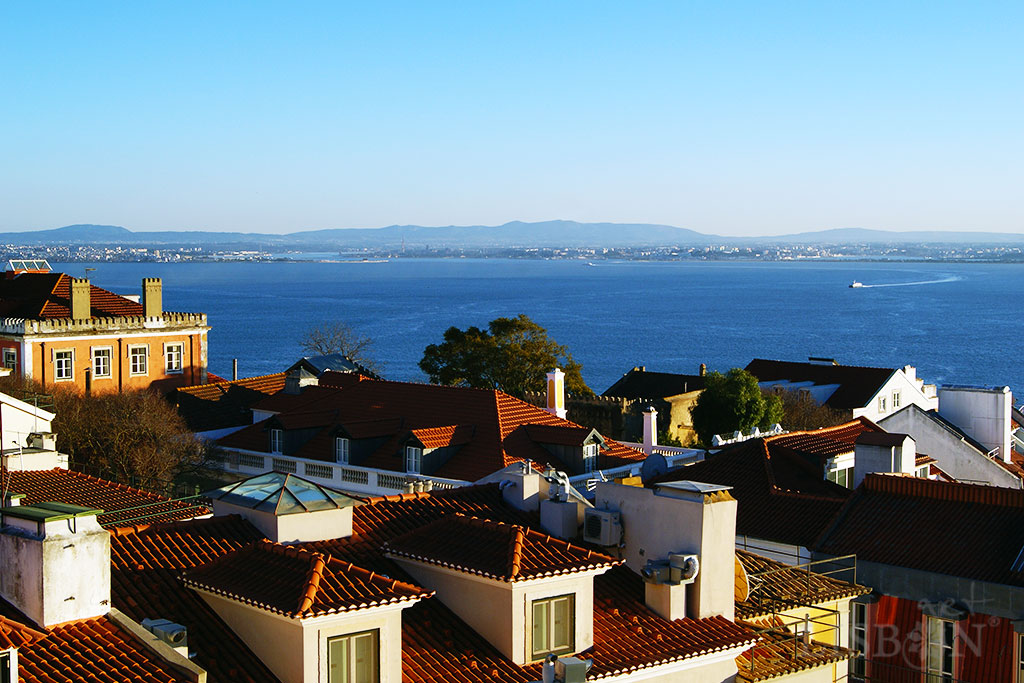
[206,471,359,516]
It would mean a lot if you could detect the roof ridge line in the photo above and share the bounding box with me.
[297,553,328,616]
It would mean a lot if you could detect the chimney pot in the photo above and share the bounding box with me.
[545,368,567,420]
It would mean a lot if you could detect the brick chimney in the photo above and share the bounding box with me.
[142,278,162,317]
[69,278,91,320]
[545,368,566,419]
[0,503,110,627]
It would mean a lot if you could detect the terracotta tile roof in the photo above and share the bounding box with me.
[0,272,146,319]
[2,468,209,527]
[766,417,882,459]
[182,539,431,618]
[109,515,280,682]
[220,379,644,481]
[816,473,1024,587]
[735,549,869,620]
[651,438,850,547]
[745,358,897,410]
[577,566,755,679]
[409,424,475,449]
[602,368,706,399]
[11,614,195,683]
[174,372,288,432]
[385,513,620,581]
[0,613,43,648]
[736,622,854,682]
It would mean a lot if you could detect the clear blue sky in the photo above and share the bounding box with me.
[1,2,1021,236]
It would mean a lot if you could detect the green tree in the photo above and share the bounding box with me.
[690,368,783,446]
[419,314,593,397]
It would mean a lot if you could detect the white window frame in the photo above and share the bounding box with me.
[54,348,74,381]
[878,395,887,413]
[917,465,931,479]
[892,391,901,409]
[2,348,16,371]
[1017,632,1024,683]
[850,602,867,678]
[582,443,599,473]
[827,466,853,488]
[335,437,350,464]
[925,616,955,681]
[164,342,184,374]
[270,428,283,454]
[91,346,112,379]
[531,593,575,660]
[327,629,379,683]
[0,649,15,683]
[405,446,423,474]
[128,344,149,376]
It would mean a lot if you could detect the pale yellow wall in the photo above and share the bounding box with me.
[391,558,597,666]
[666,391,702,445]
[196,589,405,683]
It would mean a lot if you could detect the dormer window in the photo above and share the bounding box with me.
[405,446,422,474]
[270,428,283,454]
[328,629,379,683]
[335,437,350,464]
[531,594,574,660]
[582,443,599,473]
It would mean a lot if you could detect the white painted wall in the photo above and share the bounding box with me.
[0,511,110,627]
[209,500,353,543]
[0,391,55,449]
[594,482,736,621]
[852,436,916,489]
[937,386,1012,462]
[853,371,938,422]
[879,406,1021,488]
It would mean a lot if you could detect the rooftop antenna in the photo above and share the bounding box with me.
[84,267,97,278]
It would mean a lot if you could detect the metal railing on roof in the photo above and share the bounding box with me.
[105,493,213,525]
[744,554,859,610]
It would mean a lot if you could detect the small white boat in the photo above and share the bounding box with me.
[849,281,863,288]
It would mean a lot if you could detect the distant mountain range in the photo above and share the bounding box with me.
[2,221,1023,249]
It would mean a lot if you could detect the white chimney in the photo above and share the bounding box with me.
[545,368,567,419]
[642,405,658,455]
[937,385,1012,463]
[594,480,736,620]
[0,503,110,627]
[853,433,916,488]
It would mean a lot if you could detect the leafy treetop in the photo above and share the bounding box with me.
[419,314,593,397]
[689,368,783,446]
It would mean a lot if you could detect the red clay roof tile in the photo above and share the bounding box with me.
[0,272,147,319]
[384,513,620,581]
[182,539,431,617]
[220,379,644,481]
[815,473,1024,586]
[3,468,209,527]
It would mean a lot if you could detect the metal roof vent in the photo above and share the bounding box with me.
[141,618,188,657]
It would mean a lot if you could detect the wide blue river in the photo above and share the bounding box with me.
[56,259,1023,397]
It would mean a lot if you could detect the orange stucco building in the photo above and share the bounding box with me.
[0,261,208,393]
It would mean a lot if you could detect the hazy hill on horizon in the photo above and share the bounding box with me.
[3,221,1023,249]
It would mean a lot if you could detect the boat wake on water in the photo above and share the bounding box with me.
[854,275,963,288]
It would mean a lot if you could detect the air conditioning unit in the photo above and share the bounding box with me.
[641,554,700,585]
[582,508,622,546]
[142,618,188,652]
